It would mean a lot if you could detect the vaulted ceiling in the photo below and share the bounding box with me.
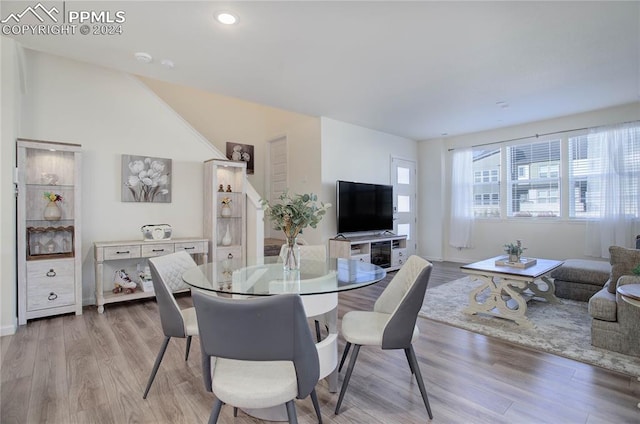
[3,1,639,140]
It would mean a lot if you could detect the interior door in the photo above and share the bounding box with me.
[391,157,417,257]
[267,136,288,239]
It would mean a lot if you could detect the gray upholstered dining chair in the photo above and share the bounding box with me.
[192,290,322,424]
[334,255,434,419]
[143,251,200,399]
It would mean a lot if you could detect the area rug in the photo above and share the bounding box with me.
[418,276,640,377]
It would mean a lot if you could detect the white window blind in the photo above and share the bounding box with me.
[472,148,501,218]
[507,140,561,217]
[570,125,640,219]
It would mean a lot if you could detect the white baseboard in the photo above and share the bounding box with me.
[1,320,17,337]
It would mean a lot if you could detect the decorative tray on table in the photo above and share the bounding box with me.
[494,256,537,269]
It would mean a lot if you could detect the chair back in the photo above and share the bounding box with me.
[279,244,327,262]
[373,255,432,349]
[192,291,320,398]
[148,251,197,338]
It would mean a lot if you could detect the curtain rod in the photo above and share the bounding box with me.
[447,119,640,152]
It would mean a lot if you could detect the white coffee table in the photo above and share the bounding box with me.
[461,256,564,328]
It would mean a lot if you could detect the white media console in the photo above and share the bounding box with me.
[328,234,407,272]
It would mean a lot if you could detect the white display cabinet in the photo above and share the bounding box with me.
[203,159,247,277]
[16,139,82,325]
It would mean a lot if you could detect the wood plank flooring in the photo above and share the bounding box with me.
[2,261,639,423]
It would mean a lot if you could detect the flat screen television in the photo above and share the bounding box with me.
[336,180,393,234]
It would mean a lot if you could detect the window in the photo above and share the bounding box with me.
[472,149,500,217]
[569,127,640,219]
[507,140,560,217]
[457,123,640,221]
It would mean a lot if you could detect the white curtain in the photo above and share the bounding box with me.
[449,148,474,248]
[585,123,640,257]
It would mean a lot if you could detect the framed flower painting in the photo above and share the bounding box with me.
[226,142,254,174]
[121,154,172,203]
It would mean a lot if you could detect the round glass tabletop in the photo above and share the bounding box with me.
[182,257,387,296]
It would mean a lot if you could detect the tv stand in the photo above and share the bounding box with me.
[329,234,407,271]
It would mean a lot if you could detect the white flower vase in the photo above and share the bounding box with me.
[43,201,62,221]
[221,225,232,246]
[221,204,232,217]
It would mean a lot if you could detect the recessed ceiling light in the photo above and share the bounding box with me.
[134,52,153,63]
[160,59,174,69]
[215,11,238,25]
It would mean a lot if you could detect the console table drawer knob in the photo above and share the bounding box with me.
[46,269,56,277]
[48,292,58,301]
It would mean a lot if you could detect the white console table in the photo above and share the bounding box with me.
[328,234,407,271]
[94,238,208,313]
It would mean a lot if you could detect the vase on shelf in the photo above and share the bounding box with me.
[283,236,301,271]
[509,254,520,263]
[221,204,232,217]
[221,224,232,246]
[43,201,61,221]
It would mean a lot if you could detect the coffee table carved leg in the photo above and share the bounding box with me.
[463,275,533,328]
[528,276,561,304]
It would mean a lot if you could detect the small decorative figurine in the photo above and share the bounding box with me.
[226,184,232,192]
[218,184,224,192]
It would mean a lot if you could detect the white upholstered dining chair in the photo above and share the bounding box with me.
[334,255,434,419]
[192,291,323,424]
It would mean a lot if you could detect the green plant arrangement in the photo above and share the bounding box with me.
[261,191,331,270]
[632,263,640,276]
[504,240,526,259]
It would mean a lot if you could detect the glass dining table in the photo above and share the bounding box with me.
[182,256,386,420]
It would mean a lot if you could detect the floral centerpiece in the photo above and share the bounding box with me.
[44,192,63,202]
[220,196,232,217]
[261,191,331,270]
[43,192,63,221]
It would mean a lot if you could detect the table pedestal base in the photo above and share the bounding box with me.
[463,274,559,328]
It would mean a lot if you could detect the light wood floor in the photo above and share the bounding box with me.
[2,261,639,423]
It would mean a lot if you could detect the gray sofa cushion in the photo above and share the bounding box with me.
[588,284,617,321]
[550,259,610,285]
[608,246,640,294]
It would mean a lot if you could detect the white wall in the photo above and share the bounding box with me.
[420,102,640,264]
[320,117,418,243]
[13,50,221,323]
[138,76,319,198]
[0,38,22,335]
[417,138,446,261]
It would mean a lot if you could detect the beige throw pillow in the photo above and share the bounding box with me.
[608,246,640,294]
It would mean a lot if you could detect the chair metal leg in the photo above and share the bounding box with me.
[334,344,360,414]
[143,336,171,399]
[338,342,352,372]
[405,345,433,419]
[285,399,298,424]
[185,335,192,361]
[208,399,223,424]
[310,388,322,423]
[315,320,322,342]
[404,348,415,374]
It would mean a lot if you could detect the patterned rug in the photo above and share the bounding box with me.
[419,276,640,377]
